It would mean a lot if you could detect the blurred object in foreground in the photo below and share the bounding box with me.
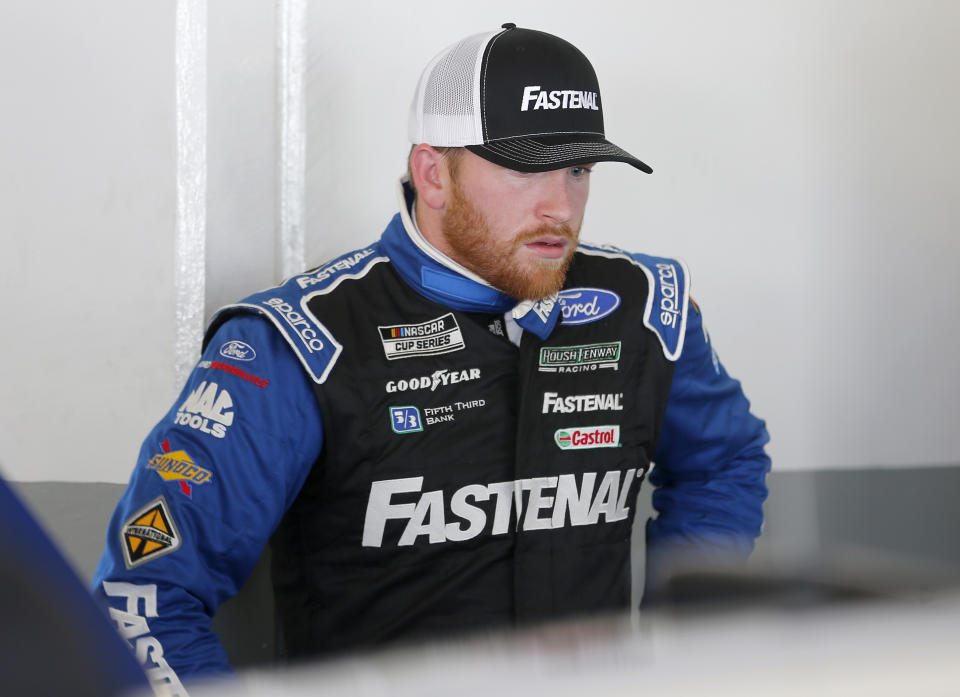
[0,474,148,696]
[644,543,960,614]
[180,586,960,697]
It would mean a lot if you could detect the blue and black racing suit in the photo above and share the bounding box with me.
[92,181,770,690]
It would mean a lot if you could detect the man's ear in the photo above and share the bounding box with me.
[409,144,449,210]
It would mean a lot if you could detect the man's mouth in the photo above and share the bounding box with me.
[524,236,570,259]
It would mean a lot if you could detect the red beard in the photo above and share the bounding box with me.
[440,178,579,300]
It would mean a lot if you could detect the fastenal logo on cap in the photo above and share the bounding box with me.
[408,23,652,174]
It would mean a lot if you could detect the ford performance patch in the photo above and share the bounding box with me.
[219,340,256,361]
[378,313,465,360]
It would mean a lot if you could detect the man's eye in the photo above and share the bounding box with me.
[570,165,594,178]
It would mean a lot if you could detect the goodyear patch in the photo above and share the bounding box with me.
[121,496,181,569]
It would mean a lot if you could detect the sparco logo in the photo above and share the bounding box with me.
[521,86,600,112]
[386,368,480,393]
[362,468,641,547]
[558,288,621,325]
[175,381,234,439]
[263,298,324,353]
[539,342,621,373]
[219,340,255,361]
[378,313,465,360]
[554,425,620,450]
[656,262,681,328]
[543,392,623,414]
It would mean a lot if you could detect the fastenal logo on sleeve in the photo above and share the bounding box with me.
[554,425,621,450]
[378,313,465,360]
[539,342,621,373]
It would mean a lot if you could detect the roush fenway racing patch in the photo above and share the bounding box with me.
[121,496,182,569]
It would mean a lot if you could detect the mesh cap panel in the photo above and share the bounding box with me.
[423,34,486,118]
[409,31,497,146]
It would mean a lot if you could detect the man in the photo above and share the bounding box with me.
[93,24,770,689]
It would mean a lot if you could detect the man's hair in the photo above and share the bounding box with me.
[406,146,465,193]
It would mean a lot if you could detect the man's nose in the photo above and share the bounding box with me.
[536,171,573,226]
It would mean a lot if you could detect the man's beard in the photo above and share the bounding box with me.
[440,178,579,301]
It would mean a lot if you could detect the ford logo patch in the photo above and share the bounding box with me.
[558,288,621,325]
[219,340,256,361]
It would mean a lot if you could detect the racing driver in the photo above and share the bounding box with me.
[92,24,770,693]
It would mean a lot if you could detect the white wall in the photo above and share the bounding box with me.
[1,1,178,483]
[3,0,959,483]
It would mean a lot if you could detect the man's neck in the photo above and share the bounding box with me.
[413,194,455,259]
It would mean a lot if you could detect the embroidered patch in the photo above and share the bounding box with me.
[554,425,621,450]
[219,340,256,361]
[558,288,621,325]
[121,497,182,569]
[378,313,465,360]
[539,342,621,373]
[146,439,212,497]
[389,406,424,434]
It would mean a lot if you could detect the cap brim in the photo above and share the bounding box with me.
[466,135,652,174]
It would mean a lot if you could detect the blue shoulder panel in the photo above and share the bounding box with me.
[577,243,690,361]
[206,245,389,384]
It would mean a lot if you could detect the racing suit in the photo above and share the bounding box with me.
[93,180,770,689]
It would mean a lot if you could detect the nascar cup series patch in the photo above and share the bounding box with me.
[121,496,182,569]
[378,313,465,360]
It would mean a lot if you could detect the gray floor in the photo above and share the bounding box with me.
[12,466,960,668]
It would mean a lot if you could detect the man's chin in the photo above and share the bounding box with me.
[499,258,571,300]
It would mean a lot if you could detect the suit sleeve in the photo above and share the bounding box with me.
[91,313,323,691]
[647,299,771,571]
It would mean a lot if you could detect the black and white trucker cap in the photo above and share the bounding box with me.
[408,23,651,174]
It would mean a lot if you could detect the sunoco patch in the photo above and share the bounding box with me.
[378,313,465,360]
[121,496,182,569]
